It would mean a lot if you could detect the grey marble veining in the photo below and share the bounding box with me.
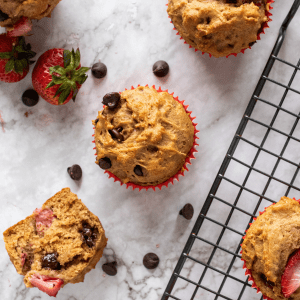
[0,0,299,299]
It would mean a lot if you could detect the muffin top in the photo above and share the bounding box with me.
[0,0,61,27]
[241,197,300,300]
[167,0,269,58]
[93,86,195,186]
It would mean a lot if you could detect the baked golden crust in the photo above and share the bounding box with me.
[3,188,107,289]
[0,0,61,27]
[93,86,195,186]
[241,197,300,300]
[167,0,269,58]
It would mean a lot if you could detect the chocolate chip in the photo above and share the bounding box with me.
[109,128,124,141]
[67,164,82,180]
[42,253,61,270]
[102,261,117,276]
[179,203,194,220]
[260,274,275,289]
[226,0,237,3]
[147,145,158,153]
[94,118,99,124]
[143,253,159,269]
[22,252,34,273]
[22,89,39,107]
[102,92,120,109]
[92,62,107,79]
[153,61,169,77]
[99,157,111,169]
[0,10,9,22]
[80,222,98,248]
[134,165,143,176]
[249,41,256,47]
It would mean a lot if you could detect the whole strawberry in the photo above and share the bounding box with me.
[0,34,35,83]
[32,48,89,105]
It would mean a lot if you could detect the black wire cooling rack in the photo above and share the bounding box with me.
[162,1,300,299]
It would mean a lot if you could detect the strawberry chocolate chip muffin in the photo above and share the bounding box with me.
[167,0,270,57]
[0,0,61,28]
[93,86,195,187]
[3,188,107,297]
[241,197,300,300]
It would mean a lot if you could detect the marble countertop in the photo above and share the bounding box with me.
[0,1,299,299]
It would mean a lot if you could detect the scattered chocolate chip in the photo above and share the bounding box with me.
[109,128,124,141]
[92,62,107,79]
[260,274,275,289]
[102,261,117,276]
[99,157,111,170]
[0,10,9,22]
[153,61,169,77]
[102,92,121,109]
[80,222,98,248]
[22,89,39,107]
[42,253,61,270]
[143,253,159,269]
[179,203,194,220]
[67,164,82,180]
[134,165,143,176]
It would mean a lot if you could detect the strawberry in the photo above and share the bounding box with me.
[32,48,89,105]
[0,34,35,83]
[281,249,300,298]
[30,273,64,297]
[33,208,56,236]
[7,17,33,37]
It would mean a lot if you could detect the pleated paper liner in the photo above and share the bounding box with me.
[240,198,300,300]
[166,0,274,58]
[92,84,199,191]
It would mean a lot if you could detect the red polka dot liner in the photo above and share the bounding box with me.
[167,0,274,58]
[240,198,300,300]
[92,84,199,191]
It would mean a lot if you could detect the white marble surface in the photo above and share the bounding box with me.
[0,1,300,299]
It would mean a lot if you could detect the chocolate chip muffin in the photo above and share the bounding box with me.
[167,0,270,58]
[0,0,61,27]
[3,188,107,297]
[241,197,300,300]
[93,86,195,187]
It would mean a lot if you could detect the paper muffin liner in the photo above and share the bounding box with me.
[240,198,300,300]
[92,84,199,191]
[167,0,274,58]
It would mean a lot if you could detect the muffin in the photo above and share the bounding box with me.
[167,0,271,58]
[0,0,61,27]
[3,188,107,297]
[241,197,300,300]
[93,85,196,187]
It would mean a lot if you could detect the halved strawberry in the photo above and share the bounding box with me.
[33,208,56,236]
[30,273,64,297]
[7,17,33,37]
[281,249,300,298]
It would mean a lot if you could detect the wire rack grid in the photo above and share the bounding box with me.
[162,1,300,299]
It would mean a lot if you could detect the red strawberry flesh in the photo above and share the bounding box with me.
[33,208,56,235]
[30,273,64,297]
[7,17,32,37]
[281,249,300,298]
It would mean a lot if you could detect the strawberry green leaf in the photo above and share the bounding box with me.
[74,48,81,69]
[63,50,71,68]
[76,67,90,76]
[46,81,57,89]
[72,88,79,102]
[59,86,71,104]
[49,66,65,76]
[5,59,14,73]
[0,52,12,59]
[76,74,88,85]
[14,59,28,74]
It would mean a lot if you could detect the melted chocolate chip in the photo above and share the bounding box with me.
[147,145,158,153]
[99,157,112,169]
[102,261,117,276]
[80,222,98,248]
[94,118,99,125]
[143,253,159,269]
[109,128,124,141]
[153,61,169,77]
[22,89,39,107]
[179,203,194,220]
[134,165,143,176]
[42,253,61,270]
[67,164,82,180]
[92,62,107,79]
[102,92,121,109]
[0,10,9,22]
[22,252,34,273]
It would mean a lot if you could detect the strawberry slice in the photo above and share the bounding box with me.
[7,17,32,37]
[33,208,56,236]
[30,273,64,297]
[281,249,300,298]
